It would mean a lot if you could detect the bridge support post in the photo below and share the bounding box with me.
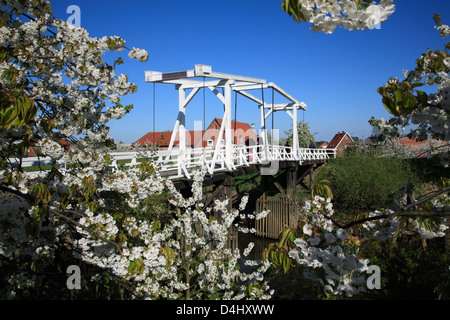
[212,173,233,221]
[261,175,269,202]
[223,174,233,214]
[295,164,317,191]
[286,163,298,198]
[211,173,237,251]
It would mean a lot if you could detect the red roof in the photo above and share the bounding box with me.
[328,132,353,149]
[132,130,205,147]
[213,118,253,132]
[210,118,257,144]
[134,118,257,148]
[397,137,446,152]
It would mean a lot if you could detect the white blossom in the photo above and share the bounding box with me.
[290,0,395,34]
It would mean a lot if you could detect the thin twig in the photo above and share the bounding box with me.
[326,186,450,230]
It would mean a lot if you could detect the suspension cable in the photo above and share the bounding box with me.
[272,87,274,145]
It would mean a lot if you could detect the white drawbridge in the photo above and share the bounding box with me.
[141,65,330,179]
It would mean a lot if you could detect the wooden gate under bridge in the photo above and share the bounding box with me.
[255,196,301,239]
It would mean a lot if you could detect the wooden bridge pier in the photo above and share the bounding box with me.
[172,159,326,214]
[171,158,327,242]
[261,161,321,200]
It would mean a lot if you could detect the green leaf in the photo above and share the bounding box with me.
[382,96,399,116]
[434,14,442,26]
[128,260,136,274]
[128,258,145,275]
[411,82,425,89]
[163,246,175,267]
[416,90,428,107]
[277,227,293,249]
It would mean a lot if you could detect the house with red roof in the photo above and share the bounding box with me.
[199,118,258,148]
[326,131,354,157]
[132,118,258,150]
[132,130,204,150]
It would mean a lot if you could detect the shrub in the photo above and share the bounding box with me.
[317,155,413,212]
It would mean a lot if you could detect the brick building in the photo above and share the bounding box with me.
[327,131,354,157]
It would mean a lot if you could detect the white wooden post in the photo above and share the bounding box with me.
[224,83,233,168]
[178,87,186,156]
[165,120,179,162]
[260,105,266,160]
[292,103,299,159]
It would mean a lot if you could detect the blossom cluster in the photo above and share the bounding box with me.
[371,15,449,164]
[34,138,65,160]
[288,0,395,34]
[70,169,273,299]
[288,195,448,297]
[0,0,272,300]
[288,196,370,297]
[128,47,149,63]
[0,0,148,165]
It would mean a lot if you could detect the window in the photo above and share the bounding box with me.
[207,139,213,146]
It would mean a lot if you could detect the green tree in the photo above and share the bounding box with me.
[283,121,316,148]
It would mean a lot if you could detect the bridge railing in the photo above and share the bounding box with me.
[14,144,332,179]
[297,148,331,161]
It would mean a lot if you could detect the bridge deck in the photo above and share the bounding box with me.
[15,145,332,182]
[110,144,331,180]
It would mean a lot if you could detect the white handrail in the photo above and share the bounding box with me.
[13,144,331,179]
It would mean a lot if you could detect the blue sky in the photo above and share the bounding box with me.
[50,0,450,144]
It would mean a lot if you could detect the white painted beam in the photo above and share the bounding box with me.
[209,87,226,105]
[268,82,307,110]
[199,71,266,84]
[233,83,270,91]
[181,87,200,109]
[180,79,234,90]
[236,90,263,105]
[146,65,267,85]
